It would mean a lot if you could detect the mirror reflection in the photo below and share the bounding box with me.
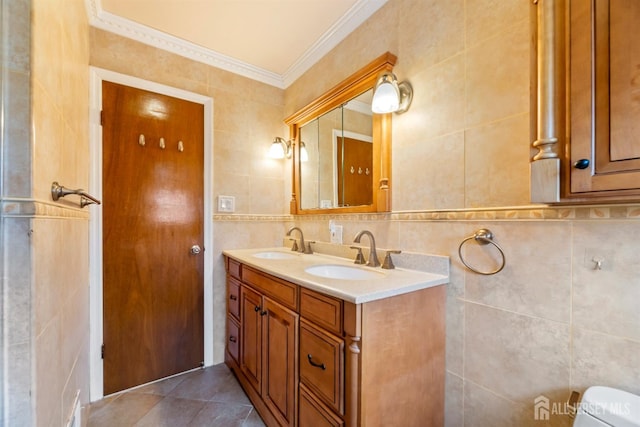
[299,90,373,210]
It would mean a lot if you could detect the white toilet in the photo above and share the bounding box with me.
[574,386,640,427]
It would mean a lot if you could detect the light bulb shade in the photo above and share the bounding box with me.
[299,141,309,162]
[268,137,291,159]
[372,75,400,113]
[371,73,413,114]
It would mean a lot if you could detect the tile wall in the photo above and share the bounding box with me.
[6,0,636,425]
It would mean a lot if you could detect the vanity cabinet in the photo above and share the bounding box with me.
[230,261,298,427]
[224,256,445,427]
[566,0,640,199]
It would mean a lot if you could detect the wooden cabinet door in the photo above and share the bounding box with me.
[299,384,344,427]
[240,286,263,393]
[262,297,299,427]
[569,0,640,196]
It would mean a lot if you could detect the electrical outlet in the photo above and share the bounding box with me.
[330,224,343,244]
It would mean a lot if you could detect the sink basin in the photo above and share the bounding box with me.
[252,251,299,260]
[305,264,384,280]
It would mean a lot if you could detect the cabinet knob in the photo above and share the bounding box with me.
[260,310,268,316]
[574,159,590,169]
[254,306,261,312]
[229,295,237,301]
[229,336,237,343]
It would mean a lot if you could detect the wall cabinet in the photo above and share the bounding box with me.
[567,0,640,199]
[224,256,445,427]
[532,0,640,203]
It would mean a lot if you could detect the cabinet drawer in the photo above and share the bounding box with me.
[300,288,343,336]
[243,266,298,311]
[299,383,344,427]
[227,258,242,280]
[227,277,241,320]
[300,319,344,415]
[227,316,240,363]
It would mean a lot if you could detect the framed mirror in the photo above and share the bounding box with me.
[285,52,397,214]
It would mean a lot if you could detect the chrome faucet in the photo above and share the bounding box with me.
[353,230,380,267]
[286,227,306,253]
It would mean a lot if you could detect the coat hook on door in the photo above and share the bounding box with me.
[138,134,146,146]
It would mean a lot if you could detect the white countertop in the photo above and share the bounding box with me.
[223,247,449,304]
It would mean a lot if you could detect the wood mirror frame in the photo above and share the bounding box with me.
[285,52,397,215]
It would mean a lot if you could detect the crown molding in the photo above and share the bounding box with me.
[85,0,387,89]
[281,0,388,87]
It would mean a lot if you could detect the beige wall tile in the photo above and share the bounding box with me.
[572,222,640,341]
[465,303,570,404]
[31,82,64,201]
[445,371,464,427]
[572,328,640,396]
[394,132,465,210]
[249,176,288,214]
[398,0,464,75]
[35,316,63,427]
[465,24,529,128]
[446,296,464,375]
[394,54,465,149]
[464,221,572,322]
[463,381,528,427]
[465,0,530,48]
[465,113,531,207]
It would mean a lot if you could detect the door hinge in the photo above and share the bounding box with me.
[100,110,105,126]
[101,344,105,359]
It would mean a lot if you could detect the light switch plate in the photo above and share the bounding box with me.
[217,195,235,213]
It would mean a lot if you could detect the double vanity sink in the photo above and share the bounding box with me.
[223,245,449,426]
[224,247,449,304]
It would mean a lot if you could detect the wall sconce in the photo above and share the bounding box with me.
[371,72,413,114]
[268,137,291,159]
[268,137,308,161]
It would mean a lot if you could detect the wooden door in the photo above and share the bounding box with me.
[337,137,373,206]
[262,298,299,427]
[569,0,640,196]
[241,286,263,393]
[102,81,204,395]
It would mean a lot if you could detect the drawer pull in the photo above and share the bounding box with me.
[229,336,237,343]
[229,295,237,301]
[307,354,326,370]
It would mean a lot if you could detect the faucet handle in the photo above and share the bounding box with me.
[304,241,315,254]
[382,250,402,269]
[289,238,299,252]
[350,246,366,264]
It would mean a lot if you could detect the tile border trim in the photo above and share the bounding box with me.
[1,199,89,219]
[213,204,640,222]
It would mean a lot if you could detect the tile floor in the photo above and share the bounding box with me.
[88,363,266,426]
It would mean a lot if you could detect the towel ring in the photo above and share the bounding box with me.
[458,228,506,275]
